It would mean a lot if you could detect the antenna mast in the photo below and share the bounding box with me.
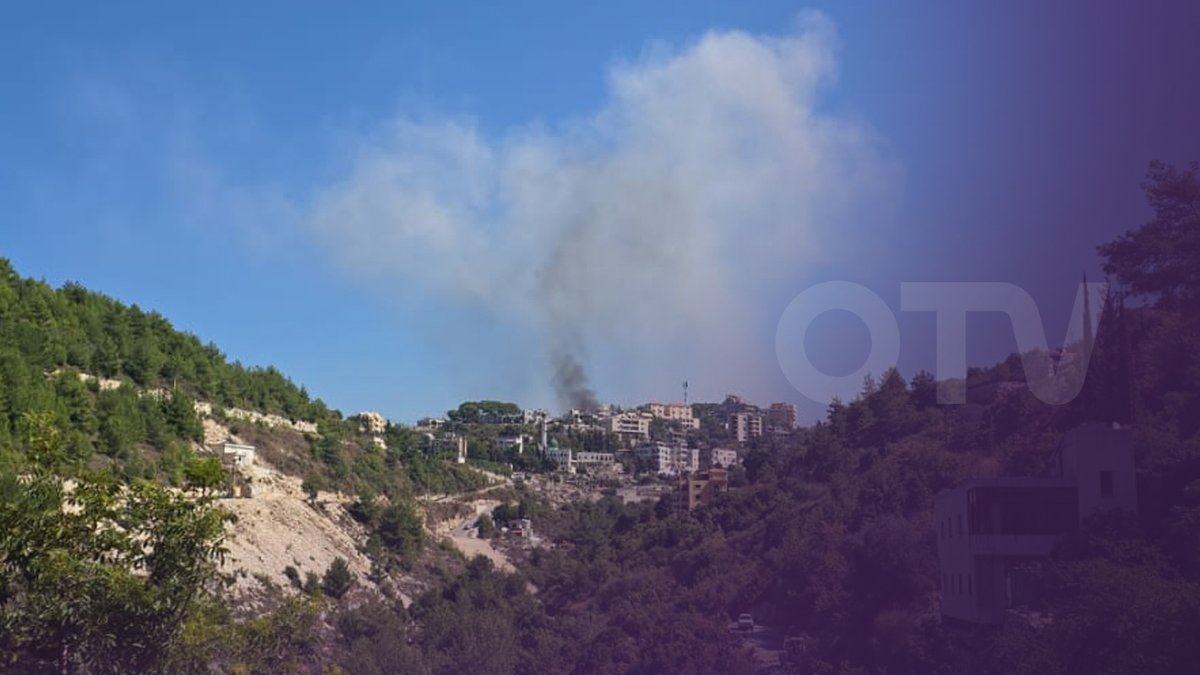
[682,380,689,405]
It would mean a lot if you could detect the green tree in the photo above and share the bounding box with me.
[322,557,355,599]
[476,512,497,538]
[1099,160,1200,309]
[0,411,232,673]
[376,502,425,559]
[301,473,324,503]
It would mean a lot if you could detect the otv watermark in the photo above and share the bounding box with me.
[775,281,1106,406]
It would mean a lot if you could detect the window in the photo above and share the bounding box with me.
[1100,470,1114,498]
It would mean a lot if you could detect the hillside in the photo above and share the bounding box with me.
[2,163,1199,674]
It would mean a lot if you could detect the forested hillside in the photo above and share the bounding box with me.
[0,258,335,457]
[2,162,1198,673]
[308,162,1200,674]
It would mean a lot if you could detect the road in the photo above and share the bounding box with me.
[442,500,515,572]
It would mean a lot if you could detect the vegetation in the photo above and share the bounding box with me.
[0,412,232,673]
[0,162,1196,673]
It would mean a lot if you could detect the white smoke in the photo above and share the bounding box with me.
[310,12,892,409]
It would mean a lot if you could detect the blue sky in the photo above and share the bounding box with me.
[3,2,1198,423]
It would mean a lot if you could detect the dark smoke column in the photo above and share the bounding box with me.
[552,351,599,411]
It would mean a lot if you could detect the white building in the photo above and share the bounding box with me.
[522,408,550,425]
[574,451,615,466]
[606,411,653,440]
[935,423,1137,624]
[634,442,699,476]
[222,441,257,468]
[546,445,575,473]
[496,435,525,454]
[416,417,447,431]
[702,447,739,469]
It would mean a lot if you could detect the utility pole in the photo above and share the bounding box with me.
[682,380,689,405]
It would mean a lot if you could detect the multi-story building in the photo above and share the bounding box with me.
[356,411,389,435]
[574,451,615,467]
[545,445,574,472]
[607,411,653,440]
[635,442,698,476]
[766,402,797,434]
[701,447,739,469]
[647,402,701,429]
[423,433,467,464]
[634,442,673,474]
[495,435,525,454]
[521,408,550,425]
[677,468,729,511]
[730,412,763,443]
[935,423,1137,624]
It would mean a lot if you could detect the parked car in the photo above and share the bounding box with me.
[737,613,754,631]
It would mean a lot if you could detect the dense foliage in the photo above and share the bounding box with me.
[313,162,1200,674]
[1,162,1197,673]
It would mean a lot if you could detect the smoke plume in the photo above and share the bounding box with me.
[551,352,600,411]
[309,13,891,409]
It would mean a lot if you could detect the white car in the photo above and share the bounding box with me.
[737,614,754,631]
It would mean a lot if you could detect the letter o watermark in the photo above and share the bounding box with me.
[775,281,900,404]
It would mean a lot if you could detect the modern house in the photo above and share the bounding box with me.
[935,423,1137,623]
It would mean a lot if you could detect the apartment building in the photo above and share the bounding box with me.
[766,402,797,434]
[730,412,763,443]
[677,467,729,511]
[647,402,701,429]
[935,423,1137,623]
[701,447,739,469]
[634,442,698,476]
[606,411,653,440]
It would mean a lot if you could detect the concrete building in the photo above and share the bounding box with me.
[424,433,467,464]
[546,444,574,473]
[416,417,447,431]
[606,411,653,440]
[521,408,550,425]
[635,443,698,476]
[647,402,701,429]
[935,423,1137,624]
[222,441,257,468]
[496,435,525,454]
[701,447,740,469]
[731,412,763,443]
[674,447,700,474]
[634,442,673,474]
[355,411,388,435]
[766,402,797,434]
[574,451,616,467]
[677,467,729,511]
